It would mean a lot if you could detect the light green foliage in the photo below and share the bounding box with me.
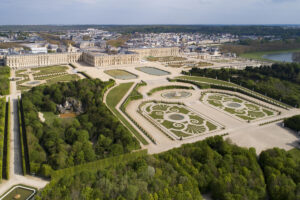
[39,136,267,200]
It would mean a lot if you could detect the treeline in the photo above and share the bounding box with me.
[37,33,75,46]
[1,25,300,37]
[221,38,300,55]
[38,136,267,200]
[293,52,300,63]
[188,63,300,107]
[0,98,10,180]
[21,79,140,176]
[0,67,10,95]
[284,115,300,132]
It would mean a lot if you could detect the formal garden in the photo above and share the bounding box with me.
[0,185,36,200]
[15,65,80,91]
[146,56,187,62]
[139,101,221,139]
[202,92,278,121]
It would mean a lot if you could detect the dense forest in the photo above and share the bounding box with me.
[188,63,300,107]
[221,38,300,55]
[284,115,300,132]
[0,67,10,95]
[1,25,300,36]
[21,79,140,176]
[38,136,267,200]
[38,136,300,200]
[259,148,300,200]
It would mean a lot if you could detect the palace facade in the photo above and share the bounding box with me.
[4,47,180,69]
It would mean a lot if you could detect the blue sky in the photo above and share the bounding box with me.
[1,0,300,25]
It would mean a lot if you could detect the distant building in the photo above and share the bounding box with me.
[23,43,47,54]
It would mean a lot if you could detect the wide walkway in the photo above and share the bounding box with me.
[0,70,48,195]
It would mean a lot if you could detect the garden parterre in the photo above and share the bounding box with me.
[202,92,278,121]
[139,101,222,139]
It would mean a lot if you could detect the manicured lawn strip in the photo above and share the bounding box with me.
[104,70,137,79]
[45,74,80,85]
[206,121,217,131]
[120,82,155,144]
[106,83,148,145]
[0,98,6,180]
[147,56,187,62]
[176,76,290,108]
[32,65,68,75]
[34,73,67,80]
[147,85,193,96]
[0,185,36,200]
[3,100,10,179]
[18,99,28,175]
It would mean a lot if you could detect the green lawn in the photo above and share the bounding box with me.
[240,49,300,62]
[1,186,35,200]
[147,56,187,62]
[104,70,137,80]
[106,83,148,145]
[177,76,237,87]
[46,74,80,85]
[32,65,68,76]
[43,112,74,126]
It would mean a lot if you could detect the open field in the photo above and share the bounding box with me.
[106,83,148,145]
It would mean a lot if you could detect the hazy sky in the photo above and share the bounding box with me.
[1,0,300,25]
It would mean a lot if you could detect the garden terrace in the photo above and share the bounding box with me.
[139,101,222,139]
[202,92,278,121]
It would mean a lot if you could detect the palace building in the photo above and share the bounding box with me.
[4,47,180,69]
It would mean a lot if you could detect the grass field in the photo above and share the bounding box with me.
[105,70,137,80]
[46,74,80,85]
[106,83,148,145]
[32,65,68,76]
[240,49,300,62]
[43,112,74,126]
